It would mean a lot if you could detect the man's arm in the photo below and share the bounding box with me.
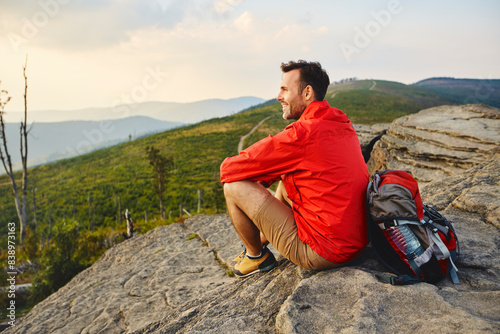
[220,126,304,186]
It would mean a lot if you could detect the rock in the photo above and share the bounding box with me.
[5,104,500,334]
[4,223,235,334]
[420,152,500,229]
[353,123,390,162]
[276,268,499,334]
[367,104,500,185]
[8,194,499,333]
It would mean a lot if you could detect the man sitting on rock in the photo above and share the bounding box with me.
[220,60,369,277]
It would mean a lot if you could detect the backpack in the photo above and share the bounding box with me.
[366,169,460,285]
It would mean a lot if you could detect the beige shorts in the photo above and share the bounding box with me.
[253,194,339,270]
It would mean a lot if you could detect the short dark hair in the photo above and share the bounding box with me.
[280,60,330,101]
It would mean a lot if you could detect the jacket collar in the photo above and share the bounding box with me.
[299,101,327,120]
[298,100,350,123]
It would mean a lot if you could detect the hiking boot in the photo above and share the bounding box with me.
[232,246,277,277]
[229,245,246,268]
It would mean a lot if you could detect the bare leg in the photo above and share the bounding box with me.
[259,181,291,245]
[260,232,269,246]
[275,181,293,208]
[223,181,273,257]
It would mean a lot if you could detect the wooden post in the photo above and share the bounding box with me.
[32,184,37,229]
[125,209,134,238]
[197,189,201,213]
[88,192,92,230]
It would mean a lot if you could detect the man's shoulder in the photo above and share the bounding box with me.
[281,121,307,138]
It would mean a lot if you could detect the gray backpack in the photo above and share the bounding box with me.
[366,170,459,285]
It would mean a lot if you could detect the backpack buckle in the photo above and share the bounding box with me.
[390,276,405,285]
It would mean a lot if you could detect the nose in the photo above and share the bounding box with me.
[276,91,283,101]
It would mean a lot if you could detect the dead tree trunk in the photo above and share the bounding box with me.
[20,59,29,240]
[125,209,134,238]
[0,57,30,244]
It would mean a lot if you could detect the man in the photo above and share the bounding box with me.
[220,60,368,277]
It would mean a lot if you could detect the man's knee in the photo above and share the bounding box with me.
[223,180,260,196]
[223,181,252,204]
[223,181,239,199]
[223,181,272,215]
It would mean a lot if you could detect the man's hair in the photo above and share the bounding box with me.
[280,60,330,101]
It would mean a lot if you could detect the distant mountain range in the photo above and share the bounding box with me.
[3,116,184,169]
[3,96,266,169]
[5,96,267,124]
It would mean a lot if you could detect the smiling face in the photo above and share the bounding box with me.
[276,69,312,120]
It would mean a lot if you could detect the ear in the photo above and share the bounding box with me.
[303,85,315,101]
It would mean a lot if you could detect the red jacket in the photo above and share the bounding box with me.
[220,100,368,264]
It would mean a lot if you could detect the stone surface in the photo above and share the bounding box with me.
[5,104,500,334]
[353,123,390,162]
[367,104,500,185]
[276,268,499,334]
[420,153,500,229]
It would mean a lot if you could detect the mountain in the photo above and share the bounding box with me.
[3,116,184,169]
[5,96,267,124]
[326,79,458,124]
[414,77,500,108]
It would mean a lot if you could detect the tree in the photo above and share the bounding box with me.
[0,57,30,244]
[29,220,87,304]
[145,146,173,218]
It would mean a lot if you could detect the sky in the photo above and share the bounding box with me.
[0,0,499,116]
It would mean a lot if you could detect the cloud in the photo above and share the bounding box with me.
[233,11,253,34]
[1,0,158,51]
[214,0,244,14]
[1,0,248,52]
[1,0,498,112]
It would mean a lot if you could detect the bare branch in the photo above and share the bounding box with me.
[0,82,14,178]
[22,55,29,168]
[0,55,30,244]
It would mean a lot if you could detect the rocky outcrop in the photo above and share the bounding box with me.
[353,123,390,162]
[367,104,500,185]
[5,104,500,334]
[420,153,500,229]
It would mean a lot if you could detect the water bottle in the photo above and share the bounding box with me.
[386,222,424,260]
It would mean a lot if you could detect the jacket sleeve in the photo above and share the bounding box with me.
[220,124,305,186]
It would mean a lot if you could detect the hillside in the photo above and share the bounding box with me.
[0,102,289,244]
[415,77,500,108]
[326,79,457,124]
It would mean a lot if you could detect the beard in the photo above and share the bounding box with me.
[282,100,307,120]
